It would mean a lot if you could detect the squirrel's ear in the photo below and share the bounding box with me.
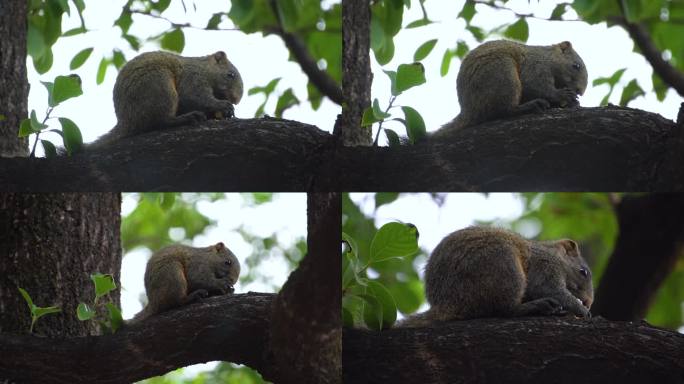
[558,41,572,52]
[559,239,579,256]
[213,51,227,62]
[215,242,225,251]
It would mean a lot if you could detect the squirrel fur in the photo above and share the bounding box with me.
[131,242,240,322]
[399,226,593,327]
[92,50,243,148]
[433,40,588,136]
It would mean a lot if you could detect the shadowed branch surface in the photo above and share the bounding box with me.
[0,107,681,191]
[343,317,684,384]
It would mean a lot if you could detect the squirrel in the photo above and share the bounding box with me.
[432,40,588,137]
[399,226,593,327]
[91,50,243,149]
[130,242,240,323]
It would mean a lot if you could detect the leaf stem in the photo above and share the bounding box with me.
[372,95,397,146]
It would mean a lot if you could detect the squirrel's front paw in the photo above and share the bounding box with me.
[557,88,579,108]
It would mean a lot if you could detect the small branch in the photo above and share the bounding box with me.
[472,0,582,22]
[271,27,344,105]
[0,293,274,384]
[613,1,684,97]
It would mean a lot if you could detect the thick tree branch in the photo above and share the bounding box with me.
[336,0,372,145]
[270,193,341,383]
[0,108,680,191]
[343,317,684,383]
[0,293,274,384]
[592,194,684,320]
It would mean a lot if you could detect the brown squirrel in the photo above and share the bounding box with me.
[131,242,240,322]
[399,226,593,327]
[92,50,243,148]
[433,40,588,136]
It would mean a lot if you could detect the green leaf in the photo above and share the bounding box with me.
[122,34,141,50]
[33,306,61,319]
[206,12,224,29]
[440,49,453,77]
[33,48,54,74]
[405,18,431,28]
[160,28,185,53]
[375,193,399,209]
[466,25,485,42]
[361,106,382,127]
[29,110,47,132]
[112,50,126,69]
[41,140,58,158]
[401,106,426,143]
[550,3,567,20]
[384,70,398,96]
[395,63,426,94]
[59,117,83,155]
[77,302,95,320]
[652,73,668,101]
[369,222,419,263]
[458,1,476,23]
[69,47,93,70]
[159,193,176,211]
[592,68,626,87]
[96,57,109,85]
[342,306,354,327]
[18,287,35,311]
[105,303,123,333]
[504,18,529,42]
[114,8,133,34]
[413,39,437,61]
[151,0,171,13]
[619,79,645,106]
[366,280,397,329]
[359,293,383,330]
[91,273,117,301]
[275,88,299,118]
[384,128,401,147]
[18,119,35,137]
[51,75,83,106]
[63,27,87,37]
[342,232,365,289]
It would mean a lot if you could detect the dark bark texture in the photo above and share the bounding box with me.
[0,0,29,157]
[0,107,681,191]
[270,193,342,383]
[0,193,121,336]
[343,317,684,384]
[337,0,372,145]
[0,293,273,384]
[592,194,684,320]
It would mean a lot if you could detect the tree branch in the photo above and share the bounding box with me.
[612,3,684,97]
[0,293,274,384]
[272,28,343,105]
[343,317,684,383]
[270,193,341,383]
[0,108,680,191]
[592,194,684,320]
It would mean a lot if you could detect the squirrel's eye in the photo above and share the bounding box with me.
[225,260,231,266]
[579,268,589,277]
[572,62,581,71]
[227,71,236,79]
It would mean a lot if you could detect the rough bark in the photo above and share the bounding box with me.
[343,317,684,384]
[592,194,684,320]
[337,0,372,145]
[0,0,29,157]
[0,107,681,191]
[0,193,121,336]
[270,193,342,383]
[0,293,273,384]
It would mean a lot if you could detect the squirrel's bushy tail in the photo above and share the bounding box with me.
[126,304,153,325]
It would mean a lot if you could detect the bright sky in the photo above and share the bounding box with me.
[372,0,682,142]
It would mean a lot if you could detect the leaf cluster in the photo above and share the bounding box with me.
[76,273,123,334]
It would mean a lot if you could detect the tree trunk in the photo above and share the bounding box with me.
[269,193,342,383]
[592,194,684,320]
[343,317,684,384]
[336,0,372,145]
[0,0,29,157]
[0,193,121,336]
